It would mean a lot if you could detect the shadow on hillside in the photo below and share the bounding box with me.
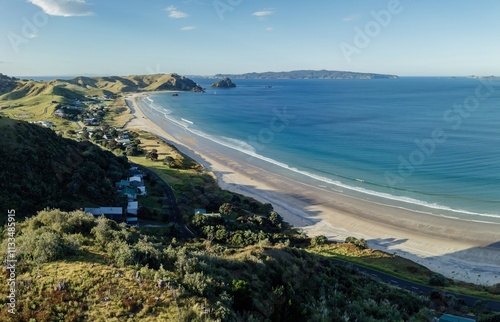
[370,237,409,249]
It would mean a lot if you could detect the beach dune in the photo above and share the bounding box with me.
[125,93,500,286]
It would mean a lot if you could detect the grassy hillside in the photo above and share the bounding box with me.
[0,209,438,321]
[0,73,204,126]
[53,73,204,94]
[0,73,19,95]
[0,117,130,225]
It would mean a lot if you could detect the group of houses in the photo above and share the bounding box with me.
[84,167,147,226]
[114,129,132,145]
[54,98,107,123]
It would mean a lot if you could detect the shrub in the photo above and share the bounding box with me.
[183,271,214,297]
[429,273,449,287]
[91,216,119,247]
[19,227,67,263]
[310,235,328,247]
[107,239,135,267]
[345,236,368,249]
[219,203,233,216]
[231,279,253,311]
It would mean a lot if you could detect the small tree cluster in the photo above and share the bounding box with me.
[345,236,368,249]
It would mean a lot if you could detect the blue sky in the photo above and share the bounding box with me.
[0,0,499,77]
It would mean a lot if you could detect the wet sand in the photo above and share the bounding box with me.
[125,93,500,285]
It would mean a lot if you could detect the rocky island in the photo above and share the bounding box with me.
[211,77,237,88]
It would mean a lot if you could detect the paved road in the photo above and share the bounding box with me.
[334,259,500,312]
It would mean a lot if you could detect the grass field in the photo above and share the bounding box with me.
[0,246,199,321]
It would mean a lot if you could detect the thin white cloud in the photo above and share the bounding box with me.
[181,26,195,31]
[26,34,39,39]
[342,13,362,22]
[253,10,274,17]
[28,0,94,17]
[266,27,273,32]
[165,5,189,18]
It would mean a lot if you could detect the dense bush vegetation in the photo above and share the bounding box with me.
[0,118,130,225]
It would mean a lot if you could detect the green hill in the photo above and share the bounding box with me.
[0,73,204,128]
[0,117,130,225]
[54,73,204,94]
[0,73,19,95]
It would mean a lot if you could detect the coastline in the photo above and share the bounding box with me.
[124,92,500,286]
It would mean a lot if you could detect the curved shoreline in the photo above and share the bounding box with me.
[124,92,500,286]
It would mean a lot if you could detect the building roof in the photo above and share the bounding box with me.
[439,314,477,322]
[122,187,137,196]
[129,176,142,182]
[194,208,207,215]
[116,180,131,187]
[84,207,123,216]
[128,201,139,209]
[137,186,147,195]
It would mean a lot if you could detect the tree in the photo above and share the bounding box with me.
[429,273,449,287]
[163,156,176,167]
[146,149,158,161]
[219,203,233,216]
[126,146,141,156]
[269,211,283,226]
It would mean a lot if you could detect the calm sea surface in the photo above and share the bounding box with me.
[146,77,500,223]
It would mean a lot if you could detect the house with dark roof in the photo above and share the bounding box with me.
[122,187,137,201]
[84,207,124,222]
[115,179,131,190]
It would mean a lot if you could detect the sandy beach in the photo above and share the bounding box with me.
[124,93,500,286]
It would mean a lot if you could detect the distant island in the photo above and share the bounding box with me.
[213,69,398,80]
[211,77,237,88]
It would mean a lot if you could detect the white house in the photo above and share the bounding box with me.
[127,201,139,215]
[129,176,142,183]
[136,186,147,196]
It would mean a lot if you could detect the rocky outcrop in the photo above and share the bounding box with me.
[155,74,204,92]
[211,77,236,88]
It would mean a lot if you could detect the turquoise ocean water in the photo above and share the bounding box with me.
[144,77,500,223]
